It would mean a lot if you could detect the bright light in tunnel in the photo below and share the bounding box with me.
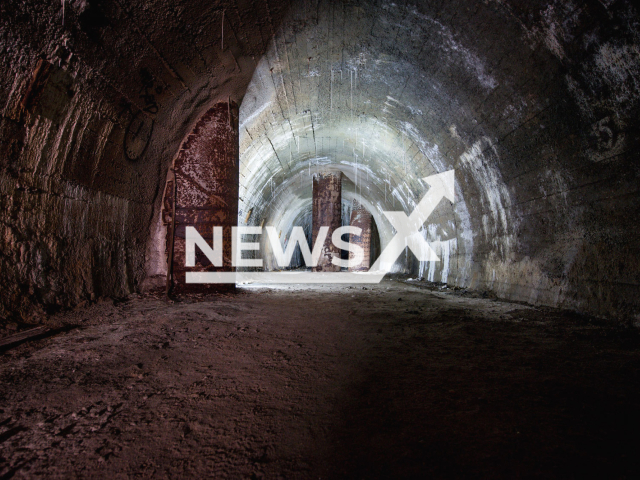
[237,90,469,278]
[226,1,519,286]
[184,169,456,284]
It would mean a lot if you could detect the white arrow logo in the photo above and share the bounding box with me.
[371,169,455,272]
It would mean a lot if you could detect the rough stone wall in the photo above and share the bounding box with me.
[0,37,154,321]
[0,0,291,322]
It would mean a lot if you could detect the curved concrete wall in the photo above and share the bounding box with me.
[238,0,640,319]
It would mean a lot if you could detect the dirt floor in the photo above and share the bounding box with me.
[1,280,640,479]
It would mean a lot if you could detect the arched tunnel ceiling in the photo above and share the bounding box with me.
[237,0,562,273]
[231,0,640,299]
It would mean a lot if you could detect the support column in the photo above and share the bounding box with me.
[164,101,239,293]
[348,200,372,272]
[312,172,342,272]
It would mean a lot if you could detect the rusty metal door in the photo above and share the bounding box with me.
[163,101,239,294]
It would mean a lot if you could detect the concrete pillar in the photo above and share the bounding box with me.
[348,200,372,272]
[312,172,342,272]
[165,101,239,293]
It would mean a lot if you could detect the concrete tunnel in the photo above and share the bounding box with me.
[2,0,640,477]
